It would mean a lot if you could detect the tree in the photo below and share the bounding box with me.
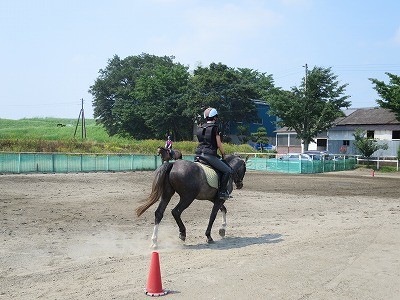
[89,53,193,140]
[353,129,388,166]
[369,73,400,121]
[236,124,250,144]
[251,127,269,151]
[268,66,351,151]
[184,63,277,136]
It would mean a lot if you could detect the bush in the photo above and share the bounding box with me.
[378,166,399,173]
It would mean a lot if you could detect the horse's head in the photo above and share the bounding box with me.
[157,147,162,155]
[226,155,247,189]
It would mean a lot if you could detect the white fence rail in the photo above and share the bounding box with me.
[356,156,399,171]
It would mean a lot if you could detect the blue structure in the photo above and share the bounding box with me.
[227,100,277,144]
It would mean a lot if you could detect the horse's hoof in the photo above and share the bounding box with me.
[219,228,225,237]
[207,237,214,244]
[179,233,186,241]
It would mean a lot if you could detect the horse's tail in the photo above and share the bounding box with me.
[135,162,173,217]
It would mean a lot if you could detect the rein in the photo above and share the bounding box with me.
[230,158,245,186]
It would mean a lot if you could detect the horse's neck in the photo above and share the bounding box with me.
[226,156,238,168]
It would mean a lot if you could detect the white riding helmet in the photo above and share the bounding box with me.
[204,107,218,119]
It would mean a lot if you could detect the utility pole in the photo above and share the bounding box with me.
[303,63,308,92]
[74,98,87,139]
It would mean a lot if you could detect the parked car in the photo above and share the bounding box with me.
[248,142,275,151]
[279,153,312,161]
[303,150,330,160]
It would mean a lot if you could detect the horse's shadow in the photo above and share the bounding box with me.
[183,233,283,250]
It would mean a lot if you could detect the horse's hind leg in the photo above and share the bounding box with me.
[205,199,225,243]
[171,197,195,242]
[218,204,227,238]
[151,188,174,248]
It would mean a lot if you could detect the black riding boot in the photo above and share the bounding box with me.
[218,172,230,200]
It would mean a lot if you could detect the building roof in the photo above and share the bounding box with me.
[275,126,294,133]
[342,108,358,116]
[274,107,400,134]
[335,107,400,126]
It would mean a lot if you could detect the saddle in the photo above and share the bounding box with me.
[194,156,221,189]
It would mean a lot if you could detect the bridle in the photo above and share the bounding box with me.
[157,147,166,157]
[231,158,246,187]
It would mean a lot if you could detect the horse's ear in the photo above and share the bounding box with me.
[244,155,250,162]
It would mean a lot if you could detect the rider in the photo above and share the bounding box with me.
[165,135,173,150]
[165,135,173,157]
[195,107,233,200]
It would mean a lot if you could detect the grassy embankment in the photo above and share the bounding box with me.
[0,118,254,154]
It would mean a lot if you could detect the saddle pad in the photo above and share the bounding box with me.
[195,162,218,189]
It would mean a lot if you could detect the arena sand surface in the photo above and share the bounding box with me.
[1,169,400,300]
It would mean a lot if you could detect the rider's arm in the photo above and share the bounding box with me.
[216,133,225,159]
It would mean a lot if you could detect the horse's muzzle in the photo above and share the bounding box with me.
[235,181,243,189]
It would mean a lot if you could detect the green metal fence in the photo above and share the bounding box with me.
[246,157,356,173]
[0,152,356,174]
[0,152,196,174]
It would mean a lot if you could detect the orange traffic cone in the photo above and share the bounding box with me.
[145,251,168,297]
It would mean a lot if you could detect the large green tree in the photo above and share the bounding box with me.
[89,53,193,140]
[268,66,351,150]
[184,63,276,136]
[369,72,400,121]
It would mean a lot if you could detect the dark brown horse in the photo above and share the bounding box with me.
[157,146,182,163]
[136,155,247,248]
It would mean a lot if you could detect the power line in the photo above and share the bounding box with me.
[332,63,400,67]
[328,64,400,73]
[274,64,400,78]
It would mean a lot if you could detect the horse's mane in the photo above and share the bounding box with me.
[225,154,247,170]
[224,154,237,163]
[225,154,243,163]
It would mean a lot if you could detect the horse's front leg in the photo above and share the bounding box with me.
[205,199,225,243]
[218,204,227,238]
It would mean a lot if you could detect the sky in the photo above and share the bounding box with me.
[1,0,400,120]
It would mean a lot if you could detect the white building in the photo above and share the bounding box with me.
[275,107,400,156]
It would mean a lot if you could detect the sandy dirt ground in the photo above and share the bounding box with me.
[1,168,400,300]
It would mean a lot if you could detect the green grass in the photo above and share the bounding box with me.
[0,118,122,142]
[0,118,255,154]
[356,164,399,174]
[378,166,398,172]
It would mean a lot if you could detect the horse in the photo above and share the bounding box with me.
[157,146,182,163]
[136,154,247,248]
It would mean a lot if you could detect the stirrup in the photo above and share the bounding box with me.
[218,191,230,200]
